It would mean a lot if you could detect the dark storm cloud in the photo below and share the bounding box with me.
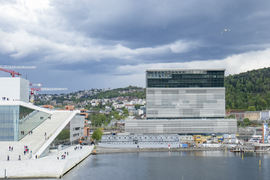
[1,0,270,89]
[52,0,270,52]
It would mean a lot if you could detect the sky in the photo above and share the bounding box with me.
[1,0,270,92]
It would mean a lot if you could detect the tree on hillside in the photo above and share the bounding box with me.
[248,106,256,111]
[90,113,110,127]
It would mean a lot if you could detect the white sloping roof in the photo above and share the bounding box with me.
[0,100,52,114]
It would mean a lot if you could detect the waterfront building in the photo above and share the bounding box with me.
[70,115,85,143]
[0,77,84,158]
[125,69,237,134]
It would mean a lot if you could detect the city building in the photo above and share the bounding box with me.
[126,69,237,134]
[70,114,85,143]
[260,111,270,121]
[0,77,84,158]
[244,111,261,121]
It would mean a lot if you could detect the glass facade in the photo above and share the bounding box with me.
[147,70,224,88]
[0,106,19,141]
[0,105,50,141]
[146,88,225,119]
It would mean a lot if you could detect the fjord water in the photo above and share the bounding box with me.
[59,151,269,180]
[22,151,268,180]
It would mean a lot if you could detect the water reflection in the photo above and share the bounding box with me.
[21,151,270,180]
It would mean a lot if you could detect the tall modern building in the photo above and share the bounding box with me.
[125,69,237,134]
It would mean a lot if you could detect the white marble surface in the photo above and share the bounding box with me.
[0,111,77,161]
[0,145,94,178]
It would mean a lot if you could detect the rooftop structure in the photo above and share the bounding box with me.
[0,77,29,102]
[146,69,224,88]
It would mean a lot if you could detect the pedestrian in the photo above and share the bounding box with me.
[35,155,38,159]
[7,155,9,161]
[18,155,21,160]
[24,150,26,155]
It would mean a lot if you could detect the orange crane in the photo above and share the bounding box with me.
[0,65,36,77]
[0,68,21,77]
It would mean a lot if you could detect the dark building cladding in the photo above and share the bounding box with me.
[146,69,224,88]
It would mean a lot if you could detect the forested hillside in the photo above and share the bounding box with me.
[225,67,270,111]
[91,86,145,99]
[37,68,270,111]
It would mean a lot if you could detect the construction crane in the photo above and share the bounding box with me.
[0,65,36,77]
[0,68,21,77]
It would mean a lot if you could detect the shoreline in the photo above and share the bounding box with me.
[95,146,227,154]
[95,146,270,154]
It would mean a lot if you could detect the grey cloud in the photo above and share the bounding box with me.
[1,0,270,90]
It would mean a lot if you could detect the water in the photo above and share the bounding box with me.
[25,151,270,180]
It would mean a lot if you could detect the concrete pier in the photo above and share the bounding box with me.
[0,145,94,179]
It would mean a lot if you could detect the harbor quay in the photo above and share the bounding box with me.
[97,133,270,153]
[0,145,94,179]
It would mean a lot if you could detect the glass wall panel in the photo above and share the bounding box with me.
[0,105,51,141]
[0,106,19,141]
[147,70,224,88]
[18,106,50,140]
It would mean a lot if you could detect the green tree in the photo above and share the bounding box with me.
[134,104,142,110]
[92,128,103,142]
[89,113,111,127]
[123,108,129,116]
[111,111,121,120]
[248,106,256,111]
[243,118,251,127]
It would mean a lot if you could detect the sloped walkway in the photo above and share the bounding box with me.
[0,110,78,161]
